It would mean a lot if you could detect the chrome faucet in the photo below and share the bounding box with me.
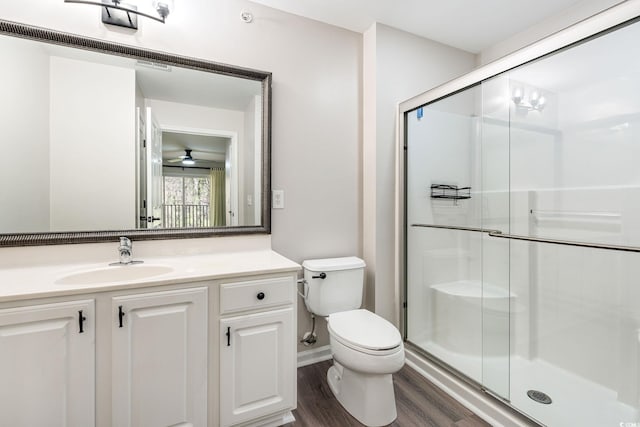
[118,237,133,264]
[110,237,143,266]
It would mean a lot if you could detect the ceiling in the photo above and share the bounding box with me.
[248,0,599,53]
[136,65,262,111]
[162,132,228,168]
[34,39,262,111]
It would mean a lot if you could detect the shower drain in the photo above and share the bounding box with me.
[527,390,552,405]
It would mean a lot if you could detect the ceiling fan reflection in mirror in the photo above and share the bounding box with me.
[167,149,197,165]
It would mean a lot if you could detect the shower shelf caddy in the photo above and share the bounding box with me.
[430,184,471,204]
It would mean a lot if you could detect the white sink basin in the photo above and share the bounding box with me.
[55,264,174,285]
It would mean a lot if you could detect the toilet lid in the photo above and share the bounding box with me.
[302,256,366,272]
[328,309,401,351]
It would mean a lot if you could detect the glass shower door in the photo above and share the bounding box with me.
[504,19,640,427]
[405,83,511,398]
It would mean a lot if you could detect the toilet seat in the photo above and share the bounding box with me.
[328,309,402,356]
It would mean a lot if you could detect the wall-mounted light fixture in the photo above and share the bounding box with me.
[64,0,173,30]
[512,86,547,113]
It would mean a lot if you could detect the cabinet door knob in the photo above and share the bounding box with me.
[256,292,265,300]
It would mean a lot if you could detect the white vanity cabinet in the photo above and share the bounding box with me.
[0,248,300,427]
[112,287,208,427]
[219,276,296,427]
[0,299,95,427]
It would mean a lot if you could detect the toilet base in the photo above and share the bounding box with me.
[326,361,398,426]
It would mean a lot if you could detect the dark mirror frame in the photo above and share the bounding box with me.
[0,19,271,247]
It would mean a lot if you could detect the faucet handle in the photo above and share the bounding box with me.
[110,236,142,266]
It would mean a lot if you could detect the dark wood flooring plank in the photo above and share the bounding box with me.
[293,361,361,426]
[394,363,475,423]
[290,360,491,427]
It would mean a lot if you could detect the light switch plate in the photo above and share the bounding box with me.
[272,190,284,209]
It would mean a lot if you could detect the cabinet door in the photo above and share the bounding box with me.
[0,299,95,427]
[220,307,295,427]
[112,287,207,427]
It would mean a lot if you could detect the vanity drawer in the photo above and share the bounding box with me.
[220,277,294,314]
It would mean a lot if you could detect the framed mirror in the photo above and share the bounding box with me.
[0,20,271,246]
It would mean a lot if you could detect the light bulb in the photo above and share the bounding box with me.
[512,87,523,105]
[536,95,546,111]
[530,91,540,107]
[152,0,173,18]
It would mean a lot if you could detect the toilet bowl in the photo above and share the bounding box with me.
[326,310,404,426]
[302,258,405,426]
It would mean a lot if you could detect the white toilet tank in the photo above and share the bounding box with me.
[302,257,366,316]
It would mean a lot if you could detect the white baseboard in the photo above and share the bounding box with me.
[281,412,296,425]
[297,345,332,367]
[237,411,295,427]
[405,349,536,427]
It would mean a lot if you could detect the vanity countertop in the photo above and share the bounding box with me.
[0,249,301,302]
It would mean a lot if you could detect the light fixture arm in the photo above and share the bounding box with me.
[64,0,167,24]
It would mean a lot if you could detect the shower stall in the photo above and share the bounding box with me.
[400,4,640,426]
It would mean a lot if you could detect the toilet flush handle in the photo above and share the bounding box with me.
[312,272,326,279]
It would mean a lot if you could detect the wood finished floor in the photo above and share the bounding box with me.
[288,360,490,427]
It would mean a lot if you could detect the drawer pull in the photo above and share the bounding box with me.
[256,292,265,300]
[226,326,231,346]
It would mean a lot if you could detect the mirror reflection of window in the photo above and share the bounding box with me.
[159,131,231,228]
[163,175,218,228]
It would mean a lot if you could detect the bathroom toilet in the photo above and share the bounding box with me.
[302,257,405,427]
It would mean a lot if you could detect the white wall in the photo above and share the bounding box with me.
[478,0,624,65]
[0,38,50,233]
[145,99,245,135]
[49,56,136,231]
[363,23,477,324]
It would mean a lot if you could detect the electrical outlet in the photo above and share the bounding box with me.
[272,190,284,209]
